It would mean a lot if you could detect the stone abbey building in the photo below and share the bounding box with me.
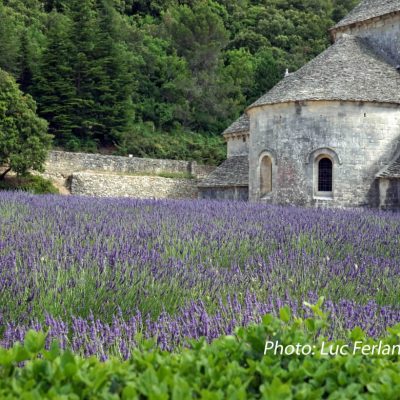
[198,0,400,209]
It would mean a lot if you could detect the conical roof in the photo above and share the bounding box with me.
[333,0,400,30]
[222,114,250,135]
[247,35,400,111]
[198,156,248,187]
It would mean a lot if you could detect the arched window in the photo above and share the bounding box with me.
[260,156,272,196]
[318,157,333,192]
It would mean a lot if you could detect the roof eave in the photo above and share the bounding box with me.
[376,151,400,178]
[330,9,400,34]
[377,175,400,179]
[223,131,250,139]
[247,99,400,113]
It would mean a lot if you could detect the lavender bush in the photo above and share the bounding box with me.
[0,191,399,358]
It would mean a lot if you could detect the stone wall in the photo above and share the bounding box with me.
[45,151,214,179]
[198,186,248,201]
[248,100,400,207]
[379,178,400,210]
[42,151,215,199]
[226,133,249,157]
[71,172,198,199]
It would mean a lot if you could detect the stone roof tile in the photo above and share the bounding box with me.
[247,35,400,110]
[222,114,250,135]
[333,0,400,29]
[377,155,400,178]
[198,156,248,187]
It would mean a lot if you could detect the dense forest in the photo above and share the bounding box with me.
[0,0,358,164]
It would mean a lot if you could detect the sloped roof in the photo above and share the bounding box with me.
[247,35,400,110]
[223,114,250,135]
[198,156,248,187]
[377,155,400,178]
[333,0,400,30]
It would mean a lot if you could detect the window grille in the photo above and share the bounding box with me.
[318,158,332,192]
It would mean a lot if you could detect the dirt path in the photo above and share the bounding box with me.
[50,178,71,195]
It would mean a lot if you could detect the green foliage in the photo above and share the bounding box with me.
[2,301,400,398]
[117,122,226,165]
[0,0,360,163]
[131,33,191,131]
[0,174,59,194]
[0,4,22,76]
[0,68,52,179]
[162,0,237,133]
[33,0,136,149]
[33,11,77,146]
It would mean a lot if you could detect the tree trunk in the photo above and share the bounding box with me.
[0,167,12,181]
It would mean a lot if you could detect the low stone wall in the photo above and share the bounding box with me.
[40,150,216,199]
[45,151,214,179]
[198,186,249,201]
[71,172,198,199]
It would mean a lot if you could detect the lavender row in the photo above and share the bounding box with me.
[2,292,400,359]
[0,191,400,355]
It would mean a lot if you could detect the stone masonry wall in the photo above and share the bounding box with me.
[71,172,198,199]
[45,151,214,179]
[248,101,400,207]
[226,134,249,157]
[198,187,248,201]
[42,151,215,199]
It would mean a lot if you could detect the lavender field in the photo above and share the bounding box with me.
[1,191,400,359]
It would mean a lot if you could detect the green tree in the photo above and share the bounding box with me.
[332,0,359,21]
[89,0,135,145]
[41,0,67,12]
[250,47,284,102]
[0,68,52,180]
[33,11,76,146]
[64,0,99,148]
[132,33,191,130]
[0,3,23,76]
[58,0,136,149]
[163,1,235,133]
[164,1,228,73]
[0,0,361,163]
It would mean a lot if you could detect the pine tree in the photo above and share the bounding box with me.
[89,0,135,145]
[18,29,34,93]
[33,11,77,146]
[163,1,232,133]
[66,0,99,147]
[62,0,135,148]
[0,3,23,76]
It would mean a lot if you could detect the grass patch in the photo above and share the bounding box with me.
[84,170,195,179]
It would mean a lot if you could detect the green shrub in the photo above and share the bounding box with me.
[2,300,400,399]
[0,174,59,194]
[116,122,226,166]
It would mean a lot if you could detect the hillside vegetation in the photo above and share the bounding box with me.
[1,0,358,164]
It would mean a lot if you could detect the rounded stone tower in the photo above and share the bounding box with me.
[246,0,400,207]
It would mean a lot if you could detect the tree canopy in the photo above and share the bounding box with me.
[0,68,52,179]
[0,0,359,165]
